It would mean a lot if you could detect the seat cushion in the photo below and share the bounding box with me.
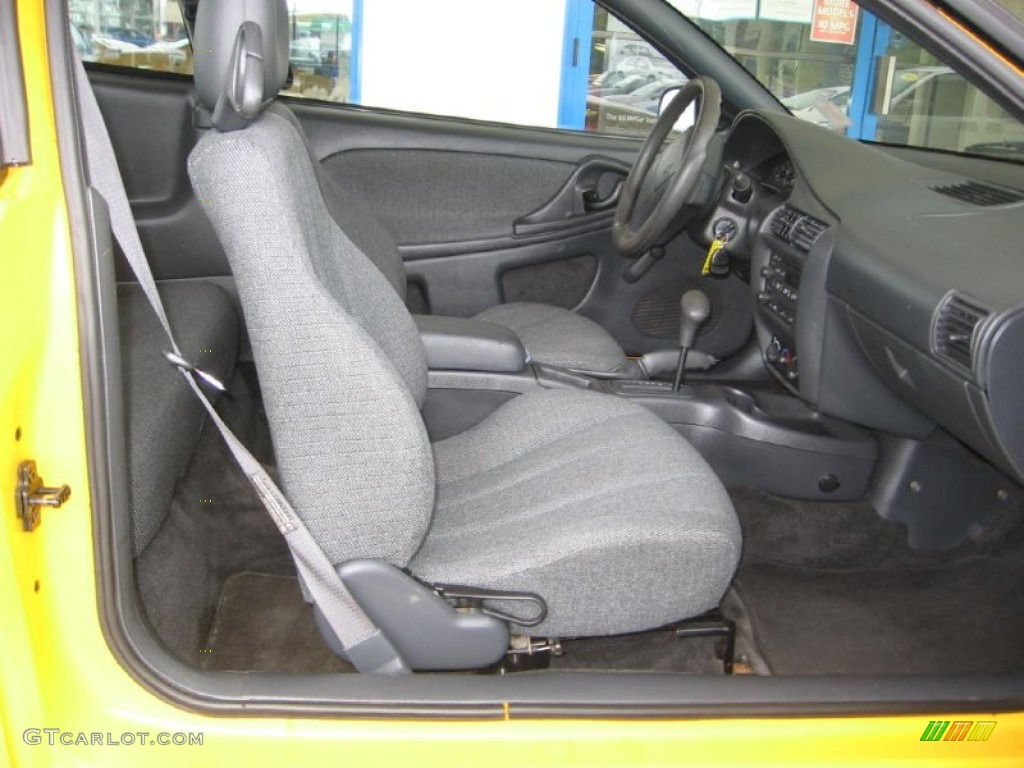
[410,389,741,637]
[473,302,629,375]
[119,281,240,554]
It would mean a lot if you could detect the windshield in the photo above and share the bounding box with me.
[667,0,1024,163]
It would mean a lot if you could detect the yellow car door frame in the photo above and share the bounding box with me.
[2,0,1022,765]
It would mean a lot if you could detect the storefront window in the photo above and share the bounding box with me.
[585,7,686,136]
[69,0,192,73]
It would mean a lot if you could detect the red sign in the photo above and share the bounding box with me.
[809,0,859,45]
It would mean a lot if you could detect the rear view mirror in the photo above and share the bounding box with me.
[658,86,697,133]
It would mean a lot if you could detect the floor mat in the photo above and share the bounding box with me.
[202,572,351,673]
[737,557,1024,676]
[729,485,1024,675]
[138,367,294,666]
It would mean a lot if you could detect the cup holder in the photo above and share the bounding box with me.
[723,386,835,436]
[723,387,758,415]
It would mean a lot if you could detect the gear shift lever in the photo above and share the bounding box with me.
[673,289,711,391]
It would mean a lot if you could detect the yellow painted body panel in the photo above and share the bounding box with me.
[0,1,1021,766]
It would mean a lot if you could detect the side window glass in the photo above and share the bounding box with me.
[587,8,688,137]
[69,0,682,139]
[68,1,192,74]
[279,0,683,138]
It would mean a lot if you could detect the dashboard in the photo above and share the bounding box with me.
[703,110,1024,485]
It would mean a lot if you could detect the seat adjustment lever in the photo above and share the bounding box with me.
[435,583,548,627]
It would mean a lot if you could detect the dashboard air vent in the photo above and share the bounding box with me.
[791,216,828,251]
[934,293,988,370]
[930,181,1024,206]
[768,207,828,252]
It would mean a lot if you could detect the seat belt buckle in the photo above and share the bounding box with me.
[163,349,227,393]
[433,583,548,627]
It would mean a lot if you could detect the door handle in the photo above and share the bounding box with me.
[513,155,630,236]
[583,178,624,212]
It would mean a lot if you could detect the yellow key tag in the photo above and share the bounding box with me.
[702,239,725,276]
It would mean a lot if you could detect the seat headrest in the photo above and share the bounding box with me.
[193,0,289,131]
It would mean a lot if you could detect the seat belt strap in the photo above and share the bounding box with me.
[71,53,409,675]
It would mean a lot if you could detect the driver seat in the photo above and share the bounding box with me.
[202,7,631,378]
[187,0,740,654]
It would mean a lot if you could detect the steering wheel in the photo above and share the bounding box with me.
[612,77,722,256]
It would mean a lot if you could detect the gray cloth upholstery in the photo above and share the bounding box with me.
[188,112,435,567]
[119,281,239,554]
[412,389,741,636]
[259,63,630,375]
[268,104,407,298]
[474,302,630,374]
[312,150,631,376]
[188,2,741,642]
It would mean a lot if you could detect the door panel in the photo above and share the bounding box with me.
[398,230,612,319]
[298,102,752,356]
[89,70,228,281]
[321,149,576,244]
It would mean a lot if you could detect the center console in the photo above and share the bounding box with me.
[608,378,876,500]
[755,205,829,391]
[425,356,878,501]
[417,231,879,501]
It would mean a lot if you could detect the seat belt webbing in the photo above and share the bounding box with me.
[71,54,409,675]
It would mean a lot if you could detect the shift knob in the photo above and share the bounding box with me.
[679,289,711,350]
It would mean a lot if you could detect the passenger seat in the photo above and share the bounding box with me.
[117,281,239,554]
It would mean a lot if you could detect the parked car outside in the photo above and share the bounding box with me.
[606,77,688,113]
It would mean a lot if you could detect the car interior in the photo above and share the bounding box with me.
[62,0,1024,712]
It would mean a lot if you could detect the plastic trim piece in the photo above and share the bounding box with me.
[314,561,510,672]
[0,0,31,167]
[414,315,528,373]
[932,0,1024,81]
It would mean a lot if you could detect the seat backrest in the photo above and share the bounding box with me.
[187,0,435,568]
[269,105,409,301]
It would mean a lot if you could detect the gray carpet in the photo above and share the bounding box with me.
[729,485,1024,676]
[202,572,351,673]
[136,366,293,665]
[142,363,1024,677]
[202,571,729,674]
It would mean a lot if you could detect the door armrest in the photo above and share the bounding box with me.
[414,315,528,373]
